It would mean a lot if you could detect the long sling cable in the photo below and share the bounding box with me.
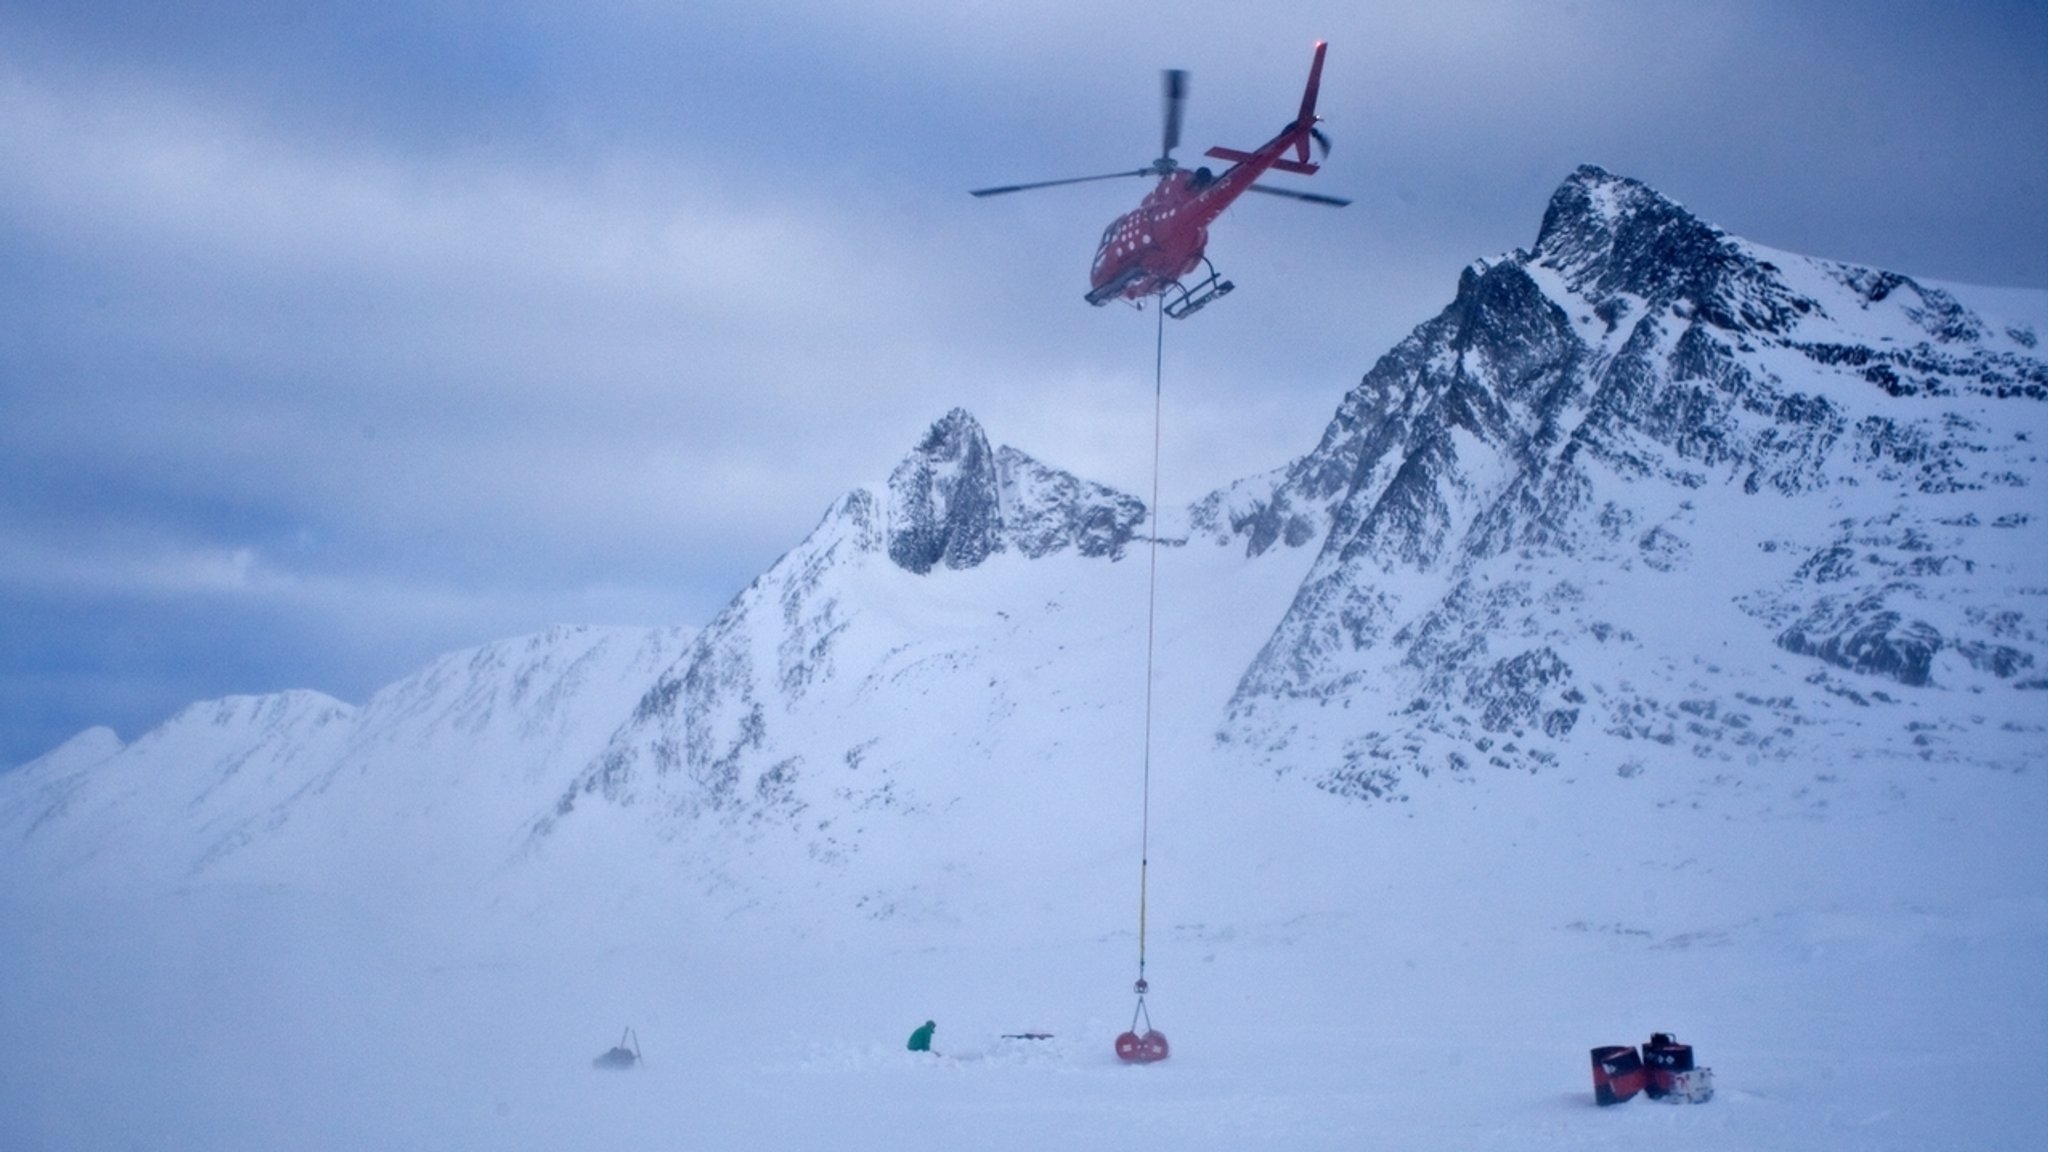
[1134,301,1165,1019]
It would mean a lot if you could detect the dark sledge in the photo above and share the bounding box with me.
[594,1027,642,1070]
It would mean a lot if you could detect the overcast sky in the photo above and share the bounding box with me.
[3,1,2044,766]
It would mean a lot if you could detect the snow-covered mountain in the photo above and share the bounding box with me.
[5,165,2043,905]
[1,625,691,895]
[536,163,2046,854]
[1205,165,2045,798]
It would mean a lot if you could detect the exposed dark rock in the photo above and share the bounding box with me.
[1776,592,1942,687]
[996,445,1146,561]
[887,409,1003,574]
[885,409,1146,574]
[1467,647,1576,734]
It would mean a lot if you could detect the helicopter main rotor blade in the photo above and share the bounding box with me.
[970,169,1154,197]
[1247,183,1351,207]
[1160,69,1189,164]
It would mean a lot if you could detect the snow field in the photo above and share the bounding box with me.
[6,737,2041,1151]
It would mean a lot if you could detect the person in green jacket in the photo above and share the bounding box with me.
[907,1020,936,1054]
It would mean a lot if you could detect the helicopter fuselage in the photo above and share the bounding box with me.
[1087,42,1331,308]
[1086,149,1284,305]
[1088,171,1215,303]
[973,40,1338,314]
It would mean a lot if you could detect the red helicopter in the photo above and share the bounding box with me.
[972,41,1348,319]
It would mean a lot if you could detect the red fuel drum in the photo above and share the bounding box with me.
[1115,1030,1170,1064]
[1642,1037,1695,1098]
[1591,1045,1647,1105]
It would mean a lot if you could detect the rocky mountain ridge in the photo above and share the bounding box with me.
[1210,164,2043,797]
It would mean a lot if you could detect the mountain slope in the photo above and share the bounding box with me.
[524,411,1215,923]
[0,625,692,893]
[1213,165,2045,799]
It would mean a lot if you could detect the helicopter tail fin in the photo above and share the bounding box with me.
[1201,41,1330,175]
[1293,41,1327,165]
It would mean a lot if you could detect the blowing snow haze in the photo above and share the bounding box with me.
[2,166,2044,1150]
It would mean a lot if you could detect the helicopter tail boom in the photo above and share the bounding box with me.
[1203,147,1318,175]
[1200,40,1328,174]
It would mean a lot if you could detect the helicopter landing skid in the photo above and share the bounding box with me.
[1086,266,1148,307]
[1162,268,1233,319]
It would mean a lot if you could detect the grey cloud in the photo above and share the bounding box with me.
[2,0,2043,766]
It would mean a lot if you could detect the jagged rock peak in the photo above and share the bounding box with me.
[1530,164,1816,335]
[1533,165,1713,283]
[886,408,1002,574]
[1536,165,1674,245]
[883,408,1145,574]
[914,407,989,459]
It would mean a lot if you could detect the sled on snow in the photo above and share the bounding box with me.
[593,1026,642,1070]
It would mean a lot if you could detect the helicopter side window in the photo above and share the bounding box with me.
[1189,166,1215,189]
